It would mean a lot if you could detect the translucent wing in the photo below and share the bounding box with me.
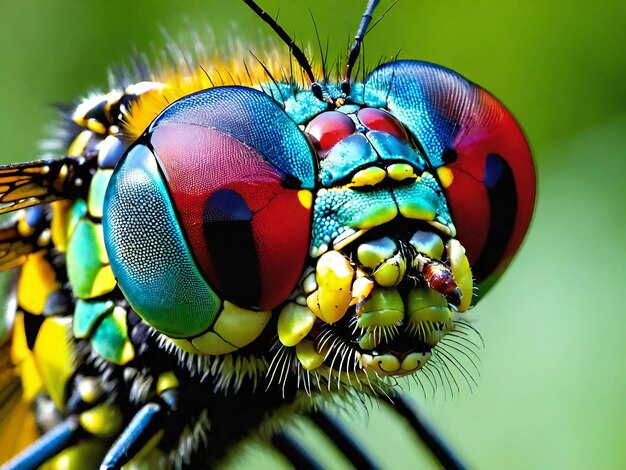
[0,156,94,216]
[0,214,40,271]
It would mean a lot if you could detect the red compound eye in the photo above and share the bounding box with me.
[357,107,409,141]
[305,111,356,154]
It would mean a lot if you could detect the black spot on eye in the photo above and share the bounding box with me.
[204,189,253,222]
[203,189,261,308]
[442,148,458,164]
[473,153,517,282]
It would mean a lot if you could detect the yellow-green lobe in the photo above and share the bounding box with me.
[191,331,238,355]
[447,239,474,312]
[409,230,445,259]
[79,404,123,438]
[357,237,397,269]
[372,254,407,287]
[387,163,416,181]
[211,301,272,349]
[278,302,317,347]
[295,340,325,370]
[357,288,404,328]
[406,287,451,323]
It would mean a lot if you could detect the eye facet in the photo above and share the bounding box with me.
[357,108,409,142]
[103,144,221,338]
[104,86,316,339]
[364,60,536,300]
[305,111,356,154]
[149,123,312,311]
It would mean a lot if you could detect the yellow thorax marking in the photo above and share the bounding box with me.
[123,50,322,141]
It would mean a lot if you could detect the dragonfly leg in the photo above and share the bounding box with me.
[3,416,82,470]
[99,402,165,470]
[383,393,467,470]
[272,431,324,470]
[308,410,382,470]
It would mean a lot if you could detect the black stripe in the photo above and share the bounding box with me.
[309,411,382,469]
[203,189,261,308]
[473,153,517,282]
[272,432,324,470]
[383,393,468,470]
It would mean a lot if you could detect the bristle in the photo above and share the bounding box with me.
[122,39,324,141]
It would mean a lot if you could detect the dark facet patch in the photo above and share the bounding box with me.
[474,154,517,281]
[203,189,254,222]
[203,189,261,308]
[483,153,505,189]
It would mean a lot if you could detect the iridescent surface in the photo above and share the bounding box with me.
[0,1,624,468]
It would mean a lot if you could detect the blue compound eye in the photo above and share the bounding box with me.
[104,144,221,338]
[103,86,316,339]
[364,60,536,299]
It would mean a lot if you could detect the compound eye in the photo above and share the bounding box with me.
[364,61,536,301]
[357,108,409,142]
[104,86,316,340]
[305,111,356,155]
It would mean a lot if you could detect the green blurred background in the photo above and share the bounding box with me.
[0,1,624,468]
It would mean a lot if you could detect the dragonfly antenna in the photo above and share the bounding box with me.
[241,0,317,86]
[343,0,381,94]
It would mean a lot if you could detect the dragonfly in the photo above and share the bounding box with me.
[0,0,535,468]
